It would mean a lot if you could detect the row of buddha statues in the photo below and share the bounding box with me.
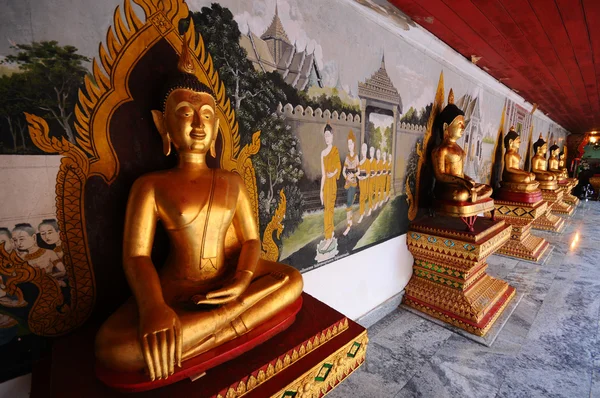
[432,90,570,213]
[92,40,572,387]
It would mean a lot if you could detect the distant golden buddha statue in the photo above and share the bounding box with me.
[547,142,567,180]
[500,127,538,192]
[531,134,558,190]
[431,90,493,204]
[558,152,568,175]
[95,43,303,381]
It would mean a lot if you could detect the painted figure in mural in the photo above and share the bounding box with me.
[431,90,493,203]
[0,228,23,308]
[381,151,388,204]
[357,143,370,224]
[547,142,567,180]
[532,134,558,189]
[95,46,303,381]
[342,130,359,236]
[316,123,341,259]
[0,229,14,254]
[38,219,63,260]
[368,146,376,216]
[502,127,537,185]
[375,148,382,208]
[12,224,67,286]
[386,153,393,201]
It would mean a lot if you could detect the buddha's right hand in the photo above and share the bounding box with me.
[139,304,182,380]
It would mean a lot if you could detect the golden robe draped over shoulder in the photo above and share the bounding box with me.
[323,147,341,239]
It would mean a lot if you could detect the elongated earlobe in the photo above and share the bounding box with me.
[151,110,171,156]
[209,118,220,158]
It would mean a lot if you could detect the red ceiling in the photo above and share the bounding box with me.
[389,0,600,134]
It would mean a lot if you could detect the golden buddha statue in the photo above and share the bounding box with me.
[547,142,567,180]
[531,134,558,190]
[431,90,493,204]
[95,44,303,381]
[558,152,568,175]
[500,127,538,192]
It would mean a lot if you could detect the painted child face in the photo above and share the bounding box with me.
[39,224,60,245]
[12,230,36,251]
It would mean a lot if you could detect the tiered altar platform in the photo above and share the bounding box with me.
[403,216,514,336]
[31,293,367,398]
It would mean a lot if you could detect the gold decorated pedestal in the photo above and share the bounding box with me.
[486,199,550,262]
[403,216,515,336]
[542,187,574,216]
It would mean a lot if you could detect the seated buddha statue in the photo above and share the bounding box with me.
[95,44,303,381]
[547,142,567,180]
[558,152,568,176]
[500,127,538,192]
[431,90,493,205]
[531,134,558,190]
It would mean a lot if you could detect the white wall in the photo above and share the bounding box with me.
[303,235,412,320]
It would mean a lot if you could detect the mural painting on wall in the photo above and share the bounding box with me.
[0,0,571,370]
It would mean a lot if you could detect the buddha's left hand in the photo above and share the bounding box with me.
[192,270,253,305]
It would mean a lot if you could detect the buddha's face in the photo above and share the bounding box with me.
[163,89,217,154]
[39,224,60,245]
[510,136,521,150]
[324,130,333,146]
[551,148,559,157]
[538,143,547,155]
[361,143,368,157]
[445,115,465,140]
[0,233,13,253]
[12,230,36,251]
[348,139,355,153]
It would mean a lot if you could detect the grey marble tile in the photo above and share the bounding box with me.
[327,342,419,398]
[496,361,591,398]
[335,202,600,398]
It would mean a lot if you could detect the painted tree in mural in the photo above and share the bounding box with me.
[0,73,30,152]
[190,4,305,238]
[253,114,305,237]
[400,104,433,126]
[2,41,90,145]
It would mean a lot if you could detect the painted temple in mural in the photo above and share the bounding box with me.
[239,4,322,90]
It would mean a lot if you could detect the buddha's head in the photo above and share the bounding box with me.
[323,123,333,146]
[0,228,13,253]
[437,89,465,142]
[533,134,547,156]
[361,142,368,157]
[38,219,61,246]
[12,223,37,252]
[370,146,375,158]
[504,127,521,151]
[559,152,565,161]
[549,142,560,157]
[151,37,219,157]
[347,130,356,153]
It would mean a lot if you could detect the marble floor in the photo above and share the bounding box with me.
[330,201,600,398]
